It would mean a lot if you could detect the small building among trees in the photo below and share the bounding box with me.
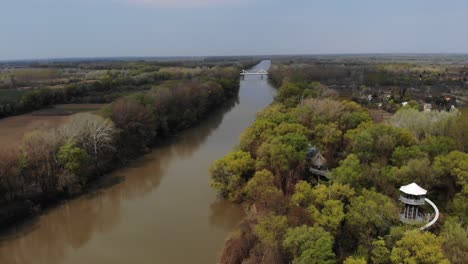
[399,182,426,222]
[307,145,327,170]
[399,182,439,230]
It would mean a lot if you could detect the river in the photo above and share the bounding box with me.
[0,60,276,264]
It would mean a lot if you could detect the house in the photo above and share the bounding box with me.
[307,146,327,169]
[423,104,432,112]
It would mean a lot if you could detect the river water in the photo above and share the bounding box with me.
[0,60,276,264]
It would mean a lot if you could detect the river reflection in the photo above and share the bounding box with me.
[0,60,276,264]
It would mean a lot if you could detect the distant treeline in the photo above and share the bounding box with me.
[269,60,468,88]
[0,65,242,226]
[0,59,259,118]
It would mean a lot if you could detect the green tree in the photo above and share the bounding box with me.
[371,238,391,264]
[256,132,309,193]
[433,151,468,219]
[282,225,336,264]
[309,199,345,235]
[291,180,314,207]
[393,158,435,187]
[313,122,342,155]
[277,81,304,106]
[440,218,468,264]
[243,169,285,213]
[347,124,415,164]
[390,146,427,167]
[254,214,288,249]
[332,154,363,190]
[57,141,89,176]
[390,230,449,264]
[346,189,399,248]
[421,136,457,158]
[239,119,276,155]
[310,182,356,207]
[210,150,255,201]
[343,256,367,264]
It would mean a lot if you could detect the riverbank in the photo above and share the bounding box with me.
[0,66,242,228]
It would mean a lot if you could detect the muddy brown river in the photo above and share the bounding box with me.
[0,60,276,264]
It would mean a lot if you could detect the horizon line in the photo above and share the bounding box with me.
[2,52,468,63]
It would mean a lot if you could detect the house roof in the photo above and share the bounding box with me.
[399,183,427,196]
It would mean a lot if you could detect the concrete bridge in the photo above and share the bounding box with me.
[240,69,268,76]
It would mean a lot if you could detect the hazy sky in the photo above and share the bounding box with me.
[1,0,467,60]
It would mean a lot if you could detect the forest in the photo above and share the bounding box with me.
[0,60,249,226]
[211,60,468,263]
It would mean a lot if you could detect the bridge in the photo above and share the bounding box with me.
[240,69,268,76]
[309,168,331,180]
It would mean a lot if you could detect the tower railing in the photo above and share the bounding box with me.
[399,195,425,205]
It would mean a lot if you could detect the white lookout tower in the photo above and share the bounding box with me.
[399,182,439,230]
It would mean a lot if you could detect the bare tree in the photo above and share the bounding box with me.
[21,129,63,195]
[61,113,117,174]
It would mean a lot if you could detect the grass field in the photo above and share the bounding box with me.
[0,104,107,147]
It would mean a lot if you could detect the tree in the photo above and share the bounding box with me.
[310,182,356,207]
[390,146,427,167]
[309,199,345,235]
[390,230,450,264]
[282,225,336,264]
[0,148,22,202]
[347,124,415,164]
[57,141,89,176]
[345,189,399,249]
[256,133,309,193]
[300,98,344,128]
[440,218,468,264]
[239,119,277,155]
[21,129,63,195]
[370,238,391,264]
[62,113,116,174]
[291,181,314,207]
[254,214,288,249]
[332,154,363,190]
[339,101,371,131]
[210,151,255,201]
[393,158,435,187]
[343,256,367,264]
[390,108,459,140]
[277,81,304,106]
[57,141,90,193]
[110,97,156,158]
[243,169,285,213]
[313,122,342,156]
[433,151,468,219]
[421,136,457,158]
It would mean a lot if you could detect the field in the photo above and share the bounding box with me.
[0,104,106,147]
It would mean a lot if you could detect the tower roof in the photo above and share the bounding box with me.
[399,183,427,196]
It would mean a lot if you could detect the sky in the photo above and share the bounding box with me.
[1,0,468,60]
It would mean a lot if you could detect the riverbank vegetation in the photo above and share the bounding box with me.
[0,62,245,226]
[211,60,467,263]
[0,57,259,118]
